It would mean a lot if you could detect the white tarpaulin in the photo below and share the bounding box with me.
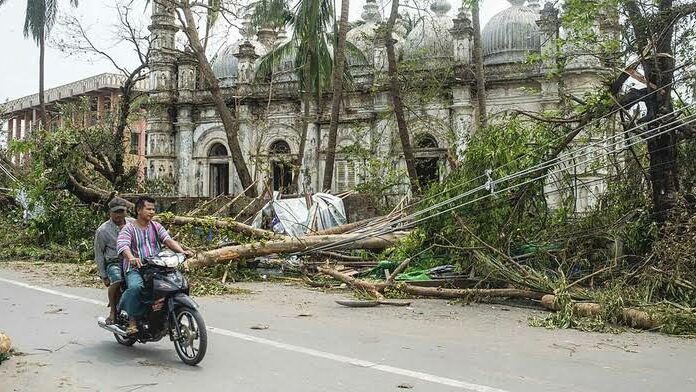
[252,192,347,237]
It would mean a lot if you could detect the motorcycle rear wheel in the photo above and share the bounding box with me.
[173,307,207,365]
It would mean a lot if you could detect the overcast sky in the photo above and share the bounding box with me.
[0,0,510,102]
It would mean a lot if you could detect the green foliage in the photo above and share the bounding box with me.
[419,115,559,253]
[0,199,97,263]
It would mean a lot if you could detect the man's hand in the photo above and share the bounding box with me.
[129,258,142,268]
[183,249,194,257]
[102,277,110,287]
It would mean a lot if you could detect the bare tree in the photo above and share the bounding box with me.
[169,0,257,197]
[54,1,151,192]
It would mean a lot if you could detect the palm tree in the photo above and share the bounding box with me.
[254,0,336,192]
[0,0,79,129]
[321,0,350,191]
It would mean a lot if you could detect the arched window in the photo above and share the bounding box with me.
[414,134,440,190]
[269,140,291,155]
[209,143,229,157]
[415,133,438,149]
[268,139,293,193]
[208,143,229,196]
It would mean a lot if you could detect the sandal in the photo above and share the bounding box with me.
[126,324,139,335]
[105,316,115,325]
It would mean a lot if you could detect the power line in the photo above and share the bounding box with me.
[302,110,696,254]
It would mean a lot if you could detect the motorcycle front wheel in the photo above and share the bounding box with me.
[114,333,137,346]
[173,307,207,365]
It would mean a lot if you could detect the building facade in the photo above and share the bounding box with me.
[1,73,148,173]
[145,0,614,205]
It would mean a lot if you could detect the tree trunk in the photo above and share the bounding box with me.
[622,0,679,223]
[65,173,132,209]
[318,266,547,300]
[385,0,420,193]
[322,0,350,191]
[540,295,660,330]
[180,1,257,197]
[471,1,487,129]
[39,29,48,129]
[291,78,312,192]
[643,0,678,223]
[154,215,277,238]
[113,66,145,190]
[188,232,406,267]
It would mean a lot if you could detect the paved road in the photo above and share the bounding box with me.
[1,267,695,392]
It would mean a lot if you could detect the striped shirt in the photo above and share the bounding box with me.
[117,220,172,272]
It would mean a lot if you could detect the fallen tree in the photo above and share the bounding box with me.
[317,266,547,301]
[188,232,407,268]
[155,215,276,239]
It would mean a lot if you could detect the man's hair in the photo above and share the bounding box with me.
[135,196,157,212]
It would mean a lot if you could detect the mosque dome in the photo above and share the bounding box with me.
[481,0,541,65]
[211,42,241,86]
[403,0,454,60]
[346,0,381,65]
[210,20,269,86]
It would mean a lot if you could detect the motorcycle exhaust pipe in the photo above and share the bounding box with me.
[97,317,128,337]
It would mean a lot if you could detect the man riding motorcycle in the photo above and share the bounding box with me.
[116,196,191,335]
[94,197,134,325]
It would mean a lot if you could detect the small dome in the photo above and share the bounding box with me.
[403,0,454,60]
[211,43,240,86]
[482,0,541,65]
[346,0,381,65]
[211,17,269,86]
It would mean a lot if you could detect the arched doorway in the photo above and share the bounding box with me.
[208,143,230,196]
[414,134,440,189]
[269,140,293,194]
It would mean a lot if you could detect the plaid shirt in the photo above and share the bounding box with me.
[117,220,172,272]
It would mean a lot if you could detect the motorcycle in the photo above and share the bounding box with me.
[97,251,207,365]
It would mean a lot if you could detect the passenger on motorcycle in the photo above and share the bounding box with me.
[94,197,134,325]
[116,196,191,335]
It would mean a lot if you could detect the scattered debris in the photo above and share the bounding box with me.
[397,383,414,389]
[251,192,347,236]
[250,324,270,330]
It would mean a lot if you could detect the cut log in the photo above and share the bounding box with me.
[540,294,661,330]
[154,215,276,239]
[189,232,406,268]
